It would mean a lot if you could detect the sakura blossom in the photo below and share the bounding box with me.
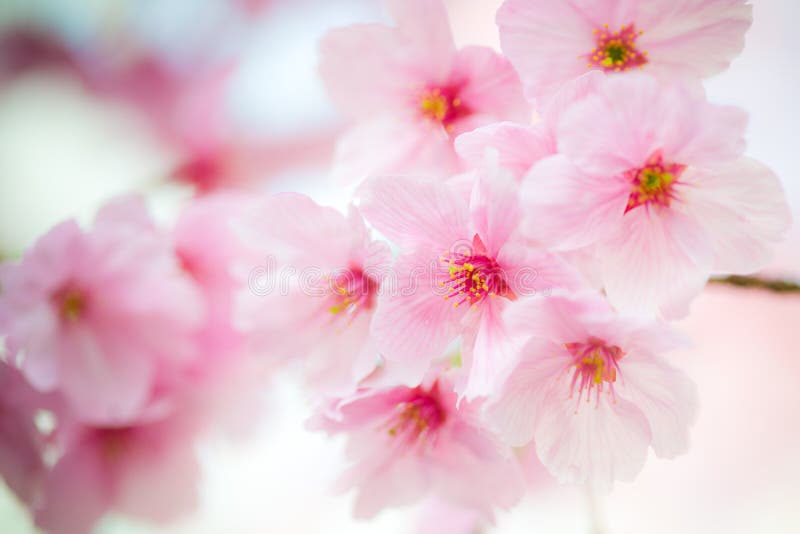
[171,192,273,436]
[309,367,524,519]
[520,73,791,317]
[320,0,529,183]
[235,193,392,396]
[0,197,205,424]
[0,362,53,508]
[34,411,203,534]
[358,163,579,399]
[497,0,753,103]
[485,293,698,491]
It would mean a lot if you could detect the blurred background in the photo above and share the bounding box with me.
[0,0,798,532]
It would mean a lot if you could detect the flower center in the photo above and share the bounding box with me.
[327,268,378,320]
[52,286,86,322]
[566,338,625,406]
[440,235,515,309]
[624,150,686,213]
[419,86,469,132]
[96,427,133,462]
[586,24,647,72]
[386,385,446,449]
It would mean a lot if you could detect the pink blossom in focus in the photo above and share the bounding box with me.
[485,293,698,492]
[497,0,753,103]
[0,197,205,424]
[319,0,529,183]
[358,163,579,399]
[235,193,391,397]
[309,369,524,518]
[520,74,791,317]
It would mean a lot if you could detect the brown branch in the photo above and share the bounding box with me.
[709,275,800,293]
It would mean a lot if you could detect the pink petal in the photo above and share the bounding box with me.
[639,0,752,80]
[535,390,652,492]
[450,45,529,127]
[682,158,792,274]
[113,422,201,522]
[455,122,552,180]
[520,155,630,251]
[599,206,713,318]
[484,338,568,446]
[621,351,698,458]
[557,74,747,177]
[540,69,605,128]
[370,252,462,385]
[358,176,469,252]
[459,298,520,400]
[304,313,378,397]
[504,293,604,346]
[387,0,455,77]
[350,453,429,518]
[319,24,416,118]
[237,192,356,269]
[429,425,524,512]
[330,114,458,185]
[468,166,522,256]
[35,436,112,534]
[59,325,154,424]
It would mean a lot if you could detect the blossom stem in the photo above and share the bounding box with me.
[709,275,800,293]
[584,487,605,534]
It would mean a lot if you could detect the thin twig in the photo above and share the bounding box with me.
[709,275,800,293]
[584,487,605,534]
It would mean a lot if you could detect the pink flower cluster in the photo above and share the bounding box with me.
[0,194,269,532]
[0,0,791,531]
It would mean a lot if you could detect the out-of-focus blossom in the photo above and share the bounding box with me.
[358,164,578,399]
[319,0,529,183]
[34,412,202,534]
[174,192,254,380]
[172,192,271,437]
[309,369,524,518]
[413,496,486,534]
[0,362,52,508]
[486,293,698,492]
[0,28,83,85]
[0,26,297,195]
[519,74,791,317]
[497,0,752,103]
[235,193,391,397]
[0,197,205,424]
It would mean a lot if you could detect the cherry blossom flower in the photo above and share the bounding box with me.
[497,0,753,103]
[309,369,524,518]
[485,293,698,492]
[519,73,791,317]
[0,197,205,424]
[319,0,529,183]
[0,361,55,508]
[358,164,578,398]
[235,193,391,397]
[172,193,273,437]
[34,412,202,534]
